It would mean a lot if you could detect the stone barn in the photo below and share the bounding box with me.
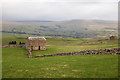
[25,37,46,51]
[109,36,117,40]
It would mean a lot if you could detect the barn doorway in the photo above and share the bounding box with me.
[39,46,40,50]
[31,46,33,50]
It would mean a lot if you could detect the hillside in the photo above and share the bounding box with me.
[2,37,119,78]
[2,20,118,38]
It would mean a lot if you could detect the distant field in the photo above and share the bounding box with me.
[2,33,119,78]
[2,20,118,38]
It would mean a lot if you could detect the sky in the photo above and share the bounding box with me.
[1,0,119,21]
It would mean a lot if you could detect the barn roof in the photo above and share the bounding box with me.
[28,37,46,40]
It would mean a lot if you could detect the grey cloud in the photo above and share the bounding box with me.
[2,0,119,21]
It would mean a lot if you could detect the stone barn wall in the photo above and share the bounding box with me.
[25,37,46,51]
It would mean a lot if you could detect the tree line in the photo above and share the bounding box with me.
[9,41,25,45]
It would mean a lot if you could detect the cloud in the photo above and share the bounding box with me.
[2,0,119,21]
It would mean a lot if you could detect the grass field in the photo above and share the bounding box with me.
[2,33,119,78]
[2,48,118,78]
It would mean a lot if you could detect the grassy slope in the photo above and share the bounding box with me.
[2,33,118,56]
[2,34,119,78]
[2,47,118,78]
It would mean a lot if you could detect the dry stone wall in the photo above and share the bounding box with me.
[2,45,24,48]
[35,48,120,58]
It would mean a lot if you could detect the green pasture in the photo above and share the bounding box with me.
[2,33,119,78]
[2,47,118,78]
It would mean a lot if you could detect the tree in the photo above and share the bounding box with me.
[19,42,21,45]
[9,41,17,45]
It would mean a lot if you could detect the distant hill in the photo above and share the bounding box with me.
[16,20,53,22]
[2,19,118,38]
